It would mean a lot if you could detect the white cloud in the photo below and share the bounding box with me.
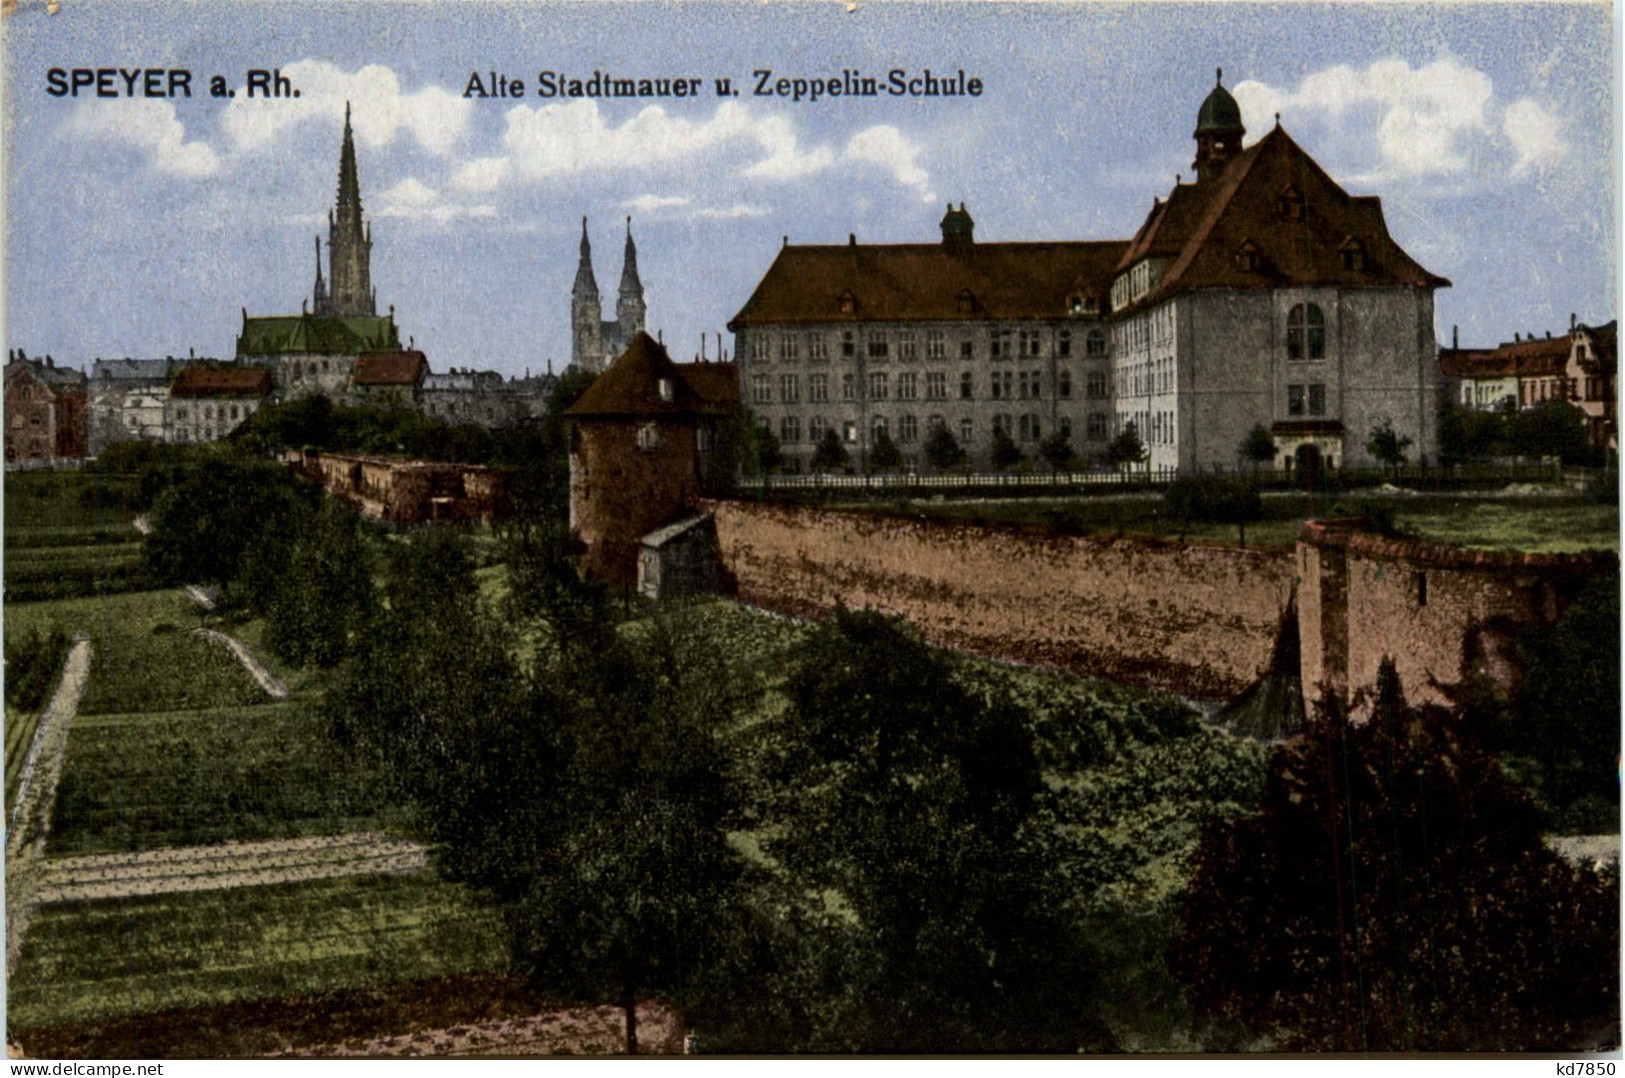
[449,156,510,193]
[624,194,691,213]
[374,177,496,223]
[65,100,219,178]
[842,125,935,202]
[1232,57,1496,179]
[222,60,470,156]
[1504,98,1569,174]
[692,204,770,220]
[475,100,932,201]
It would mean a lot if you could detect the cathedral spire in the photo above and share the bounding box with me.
[619,216,643,297]
[312,235,326,310]
[573,216,600,299]
[615,215,646,341]
[318,100,376,316]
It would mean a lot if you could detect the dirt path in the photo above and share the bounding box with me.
[34,832,429,903]
[195,628,288,700]
[6,635,93,977]
[275,1002,685,1057]
[184,584,219,611]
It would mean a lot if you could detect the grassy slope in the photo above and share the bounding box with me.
[8,875,508,1030]
[851,492,1619,553]
[5,589,267,715]
[48,700,405,856]
[5,704,44,817]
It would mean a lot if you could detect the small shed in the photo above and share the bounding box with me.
[638,514,720,599]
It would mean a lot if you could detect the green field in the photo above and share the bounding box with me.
[49,701,405,856]
[3,472,138,534]
[850,489,1619,553]
[7,874,509,1030]
[5,704,45,817]
[5,590,269,715]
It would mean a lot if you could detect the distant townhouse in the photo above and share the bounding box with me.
[421,367,531,427]
[1568,319,1616,451]
[350,349,428,408]
[1437,317,1616,451]
[89,356,211,451]
[5,352,88,464]
[166,366,273,443]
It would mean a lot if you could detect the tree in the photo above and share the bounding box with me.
[1172,662,1619,1051]
[1040,430,1076,473]
[923,425,966,471]
[1509,401,1593,466]
[1503,571,1621,829]
[809,428,850,473]
[764,609,1110,1052]
[989,426,1024,471]
[754,422,784,475]
[145,452,316,599]
[1239,424,1277,471]
[263,499,376,668]
[867,430,904,473]
[1105,425,1148,472]
[1365,420,1414,477]
[1438,404,1510,464]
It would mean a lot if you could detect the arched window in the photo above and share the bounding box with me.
[1086,328,1107,357]
[871,415,888,440]
[1287,303,1326,360]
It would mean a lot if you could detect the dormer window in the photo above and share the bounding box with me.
[1276,185,1304,221]
[956,289,976,315]
[837,290,858,315]
[636,422,663,451]
[1233,239,1262,273]
[657,377,674,402]
[1339,237,1365,272]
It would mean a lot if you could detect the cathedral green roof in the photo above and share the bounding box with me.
[236,313,401,357]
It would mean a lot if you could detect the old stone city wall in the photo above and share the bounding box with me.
[699,501,1615,707]
[702,499,1296,699]
[1298,519,1614,707]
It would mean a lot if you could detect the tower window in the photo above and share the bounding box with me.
[1287,303,1326,360]
[657,378,674,402]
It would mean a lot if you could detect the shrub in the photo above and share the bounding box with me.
[5,626,70,711]
[1163,476,1263,525]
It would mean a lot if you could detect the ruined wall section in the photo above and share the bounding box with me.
[703,500,1295,699]
[1299,520,1613,705]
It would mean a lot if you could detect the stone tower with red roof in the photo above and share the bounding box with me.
[566,332,738,586]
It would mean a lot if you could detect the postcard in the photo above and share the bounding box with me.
[2,0,1618,1061]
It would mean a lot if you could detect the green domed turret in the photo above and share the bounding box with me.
[1194,67,1244,137]
[1192,68,1246,183]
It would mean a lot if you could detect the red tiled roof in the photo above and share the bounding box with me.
[1439,335,1569,379]
[567,333,736,418]
[1117,126,1449,313]
[728,240,1128,329]
[353,350,428,387]
[169,366,273,399]
[677,361,741,408]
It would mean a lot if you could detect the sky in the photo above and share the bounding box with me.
[2,1,1616,377]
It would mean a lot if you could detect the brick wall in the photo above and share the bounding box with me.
[703,500,1295,698]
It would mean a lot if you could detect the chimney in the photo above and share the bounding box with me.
[849,233,857,246]
[1515,333,1521,342]
[189,347,195,359]
[1571,312,1578,331]
[1452,325,1458,349]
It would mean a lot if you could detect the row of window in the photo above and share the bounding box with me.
[751,368,1111,405]
[1121,410,1177,447]
[748,327,1109,363]
[172,403,252,422]
[780,412,1112,445]
[1118,356,1177,398]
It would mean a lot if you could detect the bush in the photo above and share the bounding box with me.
[5,626,70,711]
[1163,476,1263,525]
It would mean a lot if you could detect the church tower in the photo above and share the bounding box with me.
[571,217,604,371]
[315,103,376,318]
[615,216,647,343]
[1192,68,1246,184]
